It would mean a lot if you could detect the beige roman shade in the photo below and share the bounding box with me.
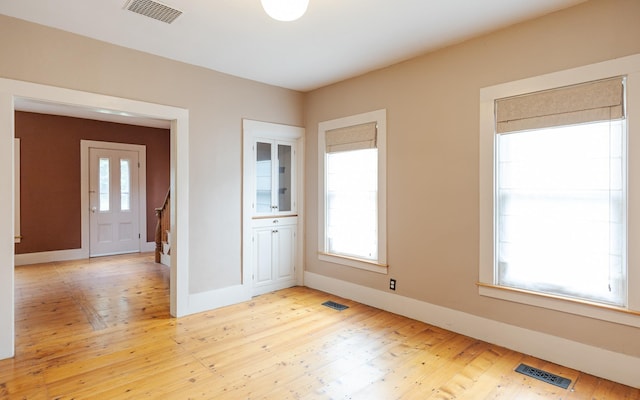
[496,76,625,134]
[325,122,377,153]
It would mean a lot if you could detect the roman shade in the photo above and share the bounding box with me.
[496,76,624,134]
[325,122,377,153]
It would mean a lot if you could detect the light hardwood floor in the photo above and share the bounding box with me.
[1,253,638,399]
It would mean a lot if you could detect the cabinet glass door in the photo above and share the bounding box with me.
[256,141,273,213]
[278,144,292,212]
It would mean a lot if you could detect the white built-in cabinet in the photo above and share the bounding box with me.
[243,120,304,297]
[252,217,297,293]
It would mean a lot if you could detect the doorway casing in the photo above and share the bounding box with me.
[0,78,190,360]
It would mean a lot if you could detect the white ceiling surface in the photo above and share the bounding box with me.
[2,0,584,126]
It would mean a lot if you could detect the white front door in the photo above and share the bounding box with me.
[89,148,140,257]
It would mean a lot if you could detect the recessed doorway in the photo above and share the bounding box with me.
[0,77,190,360]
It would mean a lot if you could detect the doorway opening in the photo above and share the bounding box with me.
[0,78,190,360]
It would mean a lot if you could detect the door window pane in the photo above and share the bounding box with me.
[99,158,110,211]
[278,144,292,212]
[120,159,131,211]
[256,142,272,213]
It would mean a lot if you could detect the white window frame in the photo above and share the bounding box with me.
[479,54,640,327]
[318,109,387,273]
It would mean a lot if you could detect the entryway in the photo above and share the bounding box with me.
[89,147,140,256]
[1,77,190,362]
[83,140,147,258]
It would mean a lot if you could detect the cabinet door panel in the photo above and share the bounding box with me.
[256,141,273,214]
[277,143,293,212]
[255,139,296,216]
[276,225,296,280]
[254,228,274,285]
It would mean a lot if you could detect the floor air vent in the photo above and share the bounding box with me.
[322,301,349,311]
[124,0,183,24]
[515,363,571,389]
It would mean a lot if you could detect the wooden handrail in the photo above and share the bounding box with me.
[155,188,170,263]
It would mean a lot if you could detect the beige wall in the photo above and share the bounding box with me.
[304,0,640,357]
[0,14,304,293]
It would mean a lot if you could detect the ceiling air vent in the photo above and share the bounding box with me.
[124,0,183,24]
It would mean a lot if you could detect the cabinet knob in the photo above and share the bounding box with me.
[273,220,278,224]
[272,229,278,233]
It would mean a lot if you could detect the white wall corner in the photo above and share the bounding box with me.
[303,271,640,389]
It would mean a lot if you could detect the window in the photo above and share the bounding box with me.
[497,111,625,306]
[120,159,131,211]
[480,54,640,326]
[318,109,387,273]
[99,157,110,211]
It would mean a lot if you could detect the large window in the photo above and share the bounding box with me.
[318,110,387,273]
[479,54,640,326]
[497,116,625,306]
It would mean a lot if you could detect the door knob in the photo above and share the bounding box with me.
[91,206,97,213]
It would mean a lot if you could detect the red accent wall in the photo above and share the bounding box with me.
[14,111,170,255]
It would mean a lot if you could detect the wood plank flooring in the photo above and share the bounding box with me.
[1,253,638,399]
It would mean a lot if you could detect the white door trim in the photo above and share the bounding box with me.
[81,140,147,258]
[13,139,20,244]
[0,77,190,361]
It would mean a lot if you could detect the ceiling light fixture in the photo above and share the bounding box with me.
[261,0,309,22]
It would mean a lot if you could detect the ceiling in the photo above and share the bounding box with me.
[1,0,585,93]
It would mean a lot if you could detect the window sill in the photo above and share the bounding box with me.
[477,282,640,328]
[318,252,388,274]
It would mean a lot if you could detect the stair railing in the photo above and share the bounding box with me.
[155,189,170,263]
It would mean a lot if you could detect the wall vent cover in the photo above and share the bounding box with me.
[124,0,183,24]
[515,364,571,389]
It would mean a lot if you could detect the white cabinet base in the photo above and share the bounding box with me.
[251,217,297,296]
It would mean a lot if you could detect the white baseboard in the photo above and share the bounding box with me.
[187,284,251,316]
[15,248,88,266]
[304,271,640,389]
[143,241,156,252]
[15,243,155,267]
[160,253,170,267]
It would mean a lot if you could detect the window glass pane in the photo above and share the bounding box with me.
[326,148,378,260]
[120,159,131,211]
[99,157,110,211]
[496,120,626,305]
[256,142,272,213]
[278,144,292,212]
